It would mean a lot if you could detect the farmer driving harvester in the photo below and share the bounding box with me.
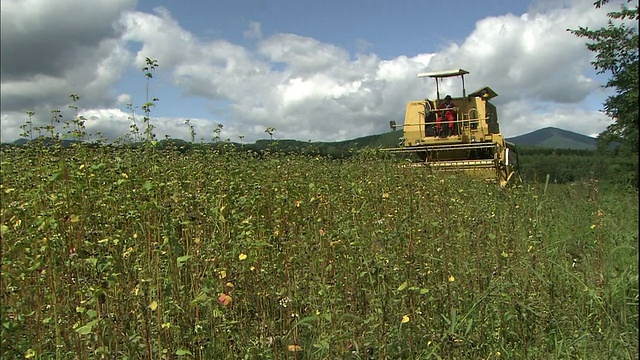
[436,95,456,137]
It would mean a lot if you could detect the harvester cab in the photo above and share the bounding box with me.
[387,69,519,186]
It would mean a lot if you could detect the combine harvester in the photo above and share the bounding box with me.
[386,69,519,186]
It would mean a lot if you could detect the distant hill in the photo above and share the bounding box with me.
[4,127,597,152]
[294,127,597,151]
[322,126,597,151]
[506,127,597,150]
[3,136,82,148]
[248,130,403,154]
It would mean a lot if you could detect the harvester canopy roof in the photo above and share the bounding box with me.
[417,69,469,79]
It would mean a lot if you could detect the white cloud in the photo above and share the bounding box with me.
[501,100,611,137]
[118,7,197,69]
[244,22,262,40]
[117,93,132,106]
[0,0,134,141]
[76,108,229,143]
[0,0,135,79]
[258,34,351,74]
[426,7,605,104]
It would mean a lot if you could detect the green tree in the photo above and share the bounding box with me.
[569,1,638,154]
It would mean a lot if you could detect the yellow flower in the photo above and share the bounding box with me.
[401,315,410,324]
[448,275,455,282]
[382,192,390,199]
[287,344,302,352]
[239,253,247,261]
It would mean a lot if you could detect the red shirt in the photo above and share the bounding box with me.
[438,100,456,121]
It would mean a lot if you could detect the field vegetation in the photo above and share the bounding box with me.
[1,142,638,359]
[3,6,638,353]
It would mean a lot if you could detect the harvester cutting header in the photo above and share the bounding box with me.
[386,69,519,186]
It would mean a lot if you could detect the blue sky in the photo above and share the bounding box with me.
[1,0,634,143]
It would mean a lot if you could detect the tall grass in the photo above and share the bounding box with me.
[1,145,638,359]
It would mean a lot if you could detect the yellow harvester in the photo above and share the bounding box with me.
[387,69,519,186]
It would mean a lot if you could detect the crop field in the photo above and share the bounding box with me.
[1,144,638,359]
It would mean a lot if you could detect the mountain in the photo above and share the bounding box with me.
[4,136,82,148]
[249,130,404,153]
[246,126,599,154]
[505,127,597,150]
[4,127,597,152]
[310,127,598,151]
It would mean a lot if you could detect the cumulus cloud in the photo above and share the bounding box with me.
[0,0,624,143]
[78,109,224,143]
[0,0,135,80]
[423,3,611,104]
[0,0,134,141]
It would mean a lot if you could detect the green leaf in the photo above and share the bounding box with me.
[191,291,209,305]
[177,255,192,266]
[142,181,153,191]
[465,318,474,336]
[90,163,105,170]
[86,257,98,268]
[397,280,408,292]
[294,315,319,328]
[175,349,193,356]
[75,319,99,335]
